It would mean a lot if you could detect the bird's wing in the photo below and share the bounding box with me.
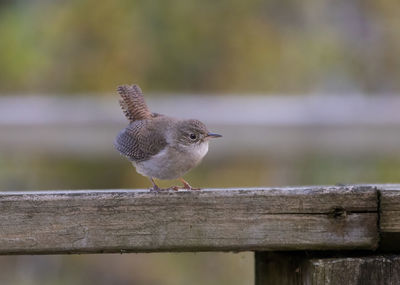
[114,120,167,162]
[117,84,152,122]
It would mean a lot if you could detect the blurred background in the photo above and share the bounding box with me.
[1,0,400,284]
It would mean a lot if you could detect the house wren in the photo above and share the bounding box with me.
[114,84,222,191]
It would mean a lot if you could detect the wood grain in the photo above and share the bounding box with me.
[256,252,400,285]
[305,255,400,285]
[0,186,378,254]
[379,185,400,232]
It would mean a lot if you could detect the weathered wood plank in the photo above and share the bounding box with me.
[379,185,400,232]
[255,252,400,285]
[377,185,400,250]
[381,211,400,232]
[305,255,400,285]
[0,186,378,254]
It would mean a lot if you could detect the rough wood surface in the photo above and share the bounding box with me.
[255,252,400,285]
[377,185,400,250]
[379,185,400,232]
[305,255,400,285]
[0,186,378,254]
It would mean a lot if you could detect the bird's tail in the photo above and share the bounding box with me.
[117,84,152,122]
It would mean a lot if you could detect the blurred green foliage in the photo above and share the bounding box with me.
[0,253,253,285]
[2,151,400,191]
[0,0,399,93]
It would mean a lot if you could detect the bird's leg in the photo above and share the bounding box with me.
[149,177,173,191]
[149,177,161,191]
[167,178,201,191]
[177,178,200,190]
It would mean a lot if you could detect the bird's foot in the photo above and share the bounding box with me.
[149,178,171,192]
[150,178,170,192]
[182,183,200,191]
[171,178,201,191]
[153,185,200,191]
[149,177,200,191]
[149,185,161,192]
[149,185,171,192]
[171,185,196,191]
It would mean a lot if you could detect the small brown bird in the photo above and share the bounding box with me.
[114,84,222,191]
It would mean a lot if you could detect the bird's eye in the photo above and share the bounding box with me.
[189,133,197,140]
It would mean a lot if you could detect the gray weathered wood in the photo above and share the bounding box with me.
[255,252,400,285]
[379,185,400,232]
[305,255,400,285]
[0,186,377,254]
[377,185,400,250]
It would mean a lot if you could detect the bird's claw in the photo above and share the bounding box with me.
[171,184,201,191]
[181,180,200,190]
[149,177,201,191]
[149,185,160,192]
[149,185,170,192]
[150,186,182,191]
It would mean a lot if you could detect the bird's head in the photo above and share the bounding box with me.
[175,119,222,148]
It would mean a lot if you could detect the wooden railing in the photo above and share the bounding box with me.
[1,185,400,284]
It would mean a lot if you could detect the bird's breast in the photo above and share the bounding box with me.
[190,141,209,162]
[134,141,209,180]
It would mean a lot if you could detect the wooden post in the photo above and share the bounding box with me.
[255,252,304,284]
[255,252,400,285]
[380,185,400,250]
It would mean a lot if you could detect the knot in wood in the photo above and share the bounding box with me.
[330,207,347,219]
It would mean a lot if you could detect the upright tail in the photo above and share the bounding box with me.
[117,84,152,122]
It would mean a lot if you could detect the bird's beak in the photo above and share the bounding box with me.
[207,132,222,138]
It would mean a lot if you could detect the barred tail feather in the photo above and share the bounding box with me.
[117,84,152,122]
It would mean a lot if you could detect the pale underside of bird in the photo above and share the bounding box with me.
[114,84,221,191]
